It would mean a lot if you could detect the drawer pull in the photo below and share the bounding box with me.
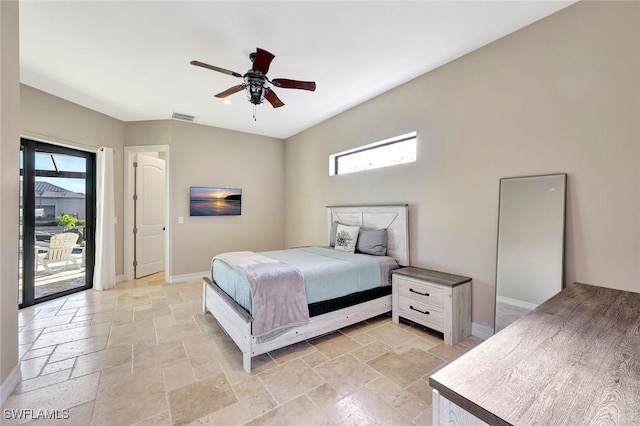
[410,288,430,297]
[410,305,430,315]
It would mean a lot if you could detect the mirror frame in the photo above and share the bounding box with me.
[494,173,567,333]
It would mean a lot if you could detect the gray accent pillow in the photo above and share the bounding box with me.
[356,228,388,256]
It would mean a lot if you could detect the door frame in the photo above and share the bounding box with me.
[20,137,97,308]
[123,145,171,282]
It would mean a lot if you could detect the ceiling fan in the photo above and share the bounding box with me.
[190,48,316,110]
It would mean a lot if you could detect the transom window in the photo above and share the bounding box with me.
[330,132,417,176]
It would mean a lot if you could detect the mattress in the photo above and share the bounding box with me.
[211,246,398,315]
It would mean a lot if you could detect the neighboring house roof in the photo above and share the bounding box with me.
[34,181,84,198]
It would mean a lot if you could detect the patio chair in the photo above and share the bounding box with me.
[35,232,80,273]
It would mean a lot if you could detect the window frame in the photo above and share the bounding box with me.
[330,131,417,176]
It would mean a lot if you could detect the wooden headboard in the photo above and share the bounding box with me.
[327,204,410,266]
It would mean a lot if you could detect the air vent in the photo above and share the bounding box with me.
[171,112,196,122]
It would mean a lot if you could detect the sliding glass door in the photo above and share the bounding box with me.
[19,139,96,308]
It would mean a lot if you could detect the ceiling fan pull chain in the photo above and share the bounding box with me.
[253,104,257,122]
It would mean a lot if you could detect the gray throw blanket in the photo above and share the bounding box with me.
[213,251,309,337]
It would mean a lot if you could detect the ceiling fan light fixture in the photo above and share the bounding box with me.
[245,75,266,105]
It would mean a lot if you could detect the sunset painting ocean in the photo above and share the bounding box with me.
[190,187,242,216]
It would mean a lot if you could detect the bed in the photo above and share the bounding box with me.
[202,204,409,372]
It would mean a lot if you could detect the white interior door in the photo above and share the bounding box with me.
[135,153,165,278]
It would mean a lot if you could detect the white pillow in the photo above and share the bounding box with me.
[334,224,360,253]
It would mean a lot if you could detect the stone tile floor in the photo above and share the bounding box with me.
[3,273,482,425]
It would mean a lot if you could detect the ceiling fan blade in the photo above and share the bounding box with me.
[190,60,242,78]
[265,89,284,108]
[214,85,245,98]
[252,48,275,75]
[271,79,316,91]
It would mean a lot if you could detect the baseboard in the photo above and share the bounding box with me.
[169,271,209,284]
[471,322,494,340]
[1,363,21,406]
[116,274,125,283]
[497,295,538,311]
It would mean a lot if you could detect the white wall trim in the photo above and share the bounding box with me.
[472,322,494,340]
[0,363,21,407]
[123,145,171,282]
[116,274,125,284]
[169,271,209,284]
[497,295,538,311]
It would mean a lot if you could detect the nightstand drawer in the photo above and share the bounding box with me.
[398,297,444,332]
[397,277,444,307]
[392,267,472,345]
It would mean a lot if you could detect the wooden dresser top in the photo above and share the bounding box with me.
[429,282,640,425]
[392,267,471,287]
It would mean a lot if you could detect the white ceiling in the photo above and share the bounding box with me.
[19,1,575,140]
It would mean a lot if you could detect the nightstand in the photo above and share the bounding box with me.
[392,267,471,345]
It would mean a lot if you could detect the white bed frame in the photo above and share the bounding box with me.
[202,204,409,372]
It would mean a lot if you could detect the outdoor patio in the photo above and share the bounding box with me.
[19,248,86,302]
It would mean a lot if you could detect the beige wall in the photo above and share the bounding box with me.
[284,1,640,328]
[21,85,126,276]
[0,0,20,390]
[126,120,286,277]
[124,120,172,147]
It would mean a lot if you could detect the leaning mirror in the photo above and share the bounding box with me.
[494,173,567,333]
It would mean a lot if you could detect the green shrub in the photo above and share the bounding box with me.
[56,213,78,229]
